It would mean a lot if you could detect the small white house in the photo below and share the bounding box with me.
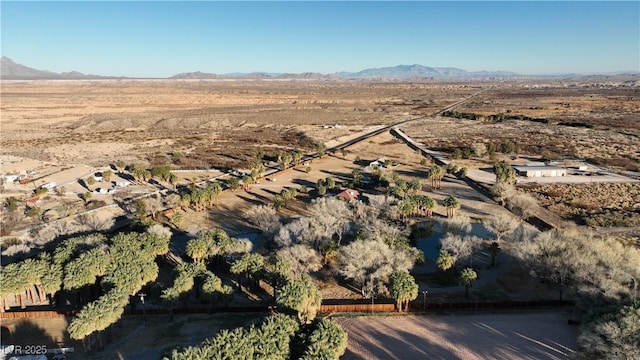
[115,181,131,188]
[42,182,57,189]
[513,166,566,178]
[2,174,19,183]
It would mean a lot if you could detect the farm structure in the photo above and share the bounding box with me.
[513,165,567,178]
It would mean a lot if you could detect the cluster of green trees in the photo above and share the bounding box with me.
[164,313,347,360]
[446,163,468,178]
[129,163,178,185]
[427,165,446,189]
[395,195,438,222]
[180,181,222,212]
[494,162,516,184]
[273,149,304,171]
[161,262,233,315]
[0,229,171,349]
[185,228,251,265]
[175,225,348,360]
[452,139,517,160]
[67,230,170,345]
[442,110,548,124]
[273,188,299,210]
[316,177,337,197]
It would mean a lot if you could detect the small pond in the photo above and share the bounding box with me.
[415,222,492,261]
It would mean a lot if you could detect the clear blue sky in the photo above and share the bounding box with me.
[1,1,638,77]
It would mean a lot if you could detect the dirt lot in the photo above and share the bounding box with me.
[335,312,578,360]
[0,313,264,360]
[1,311,577,360]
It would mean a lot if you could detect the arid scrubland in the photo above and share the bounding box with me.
[1,78,639,359]
[404,81,640,172]
[0,80,475,168]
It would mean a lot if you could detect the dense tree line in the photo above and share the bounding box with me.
[164,313,347,360]
[0,227,172,350]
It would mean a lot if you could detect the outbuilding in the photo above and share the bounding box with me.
[42,182,57,189]
[513,166,566,177]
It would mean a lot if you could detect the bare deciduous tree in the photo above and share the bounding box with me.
[441,214,472,236]
[485,213,519,241]
[507,191,538,219]
[491,182,516,206]
[338,239,416,297]
[440,234,480,268]
[276,244,322,278]
[245,205,280,235]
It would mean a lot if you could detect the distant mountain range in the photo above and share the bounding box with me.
[1,56,638,80]
[335,64,518,79]
[0,56,120,80]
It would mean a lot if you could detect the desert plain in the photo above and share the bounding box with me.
[1,77,639,358]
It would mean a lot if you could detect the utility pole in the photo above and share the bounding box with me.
[138,293,147,325]
[423,290,428,311]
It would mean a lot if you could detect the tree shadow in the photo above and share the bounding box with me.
[2,317,76,353]
[291,178,317,188]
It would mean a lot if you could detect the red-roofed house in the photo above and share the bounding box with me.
[335,188,360,202]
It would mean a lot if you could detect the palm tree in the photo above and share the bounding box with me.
[86,176,96,190]
[242,175,253,191]
[171,211,184,227]
[389,272,419,312]
[459,267,478,298]
[292,151,303,167]
[1,264,22,309]
[186,238,209,264]
[21,259,45,304]
[275,149,284,164]
[227,177,240,191]
[488,241,501,268]
[230,253,265,291]
[351,169,363,187]
[168,173,179,189]
[316,143,326,158]
[407,179,422,195]
[180,193,192,211]
[207,181,222,205]
[102,170,113,182]
[398,199,417,223]
[81,191,92,204]
[281,153,292,171]
[436,251,454,272]
[428,165,445,189]
[273,195,285,210]
[325,177,335,190]
[422,196,437,217]
[443,195,461,217]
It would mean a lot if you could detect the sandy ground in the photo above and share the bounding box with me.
[1,311,577,360]
[0,313,262,360]
[186,130,516,238]
[335,312,578,360]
